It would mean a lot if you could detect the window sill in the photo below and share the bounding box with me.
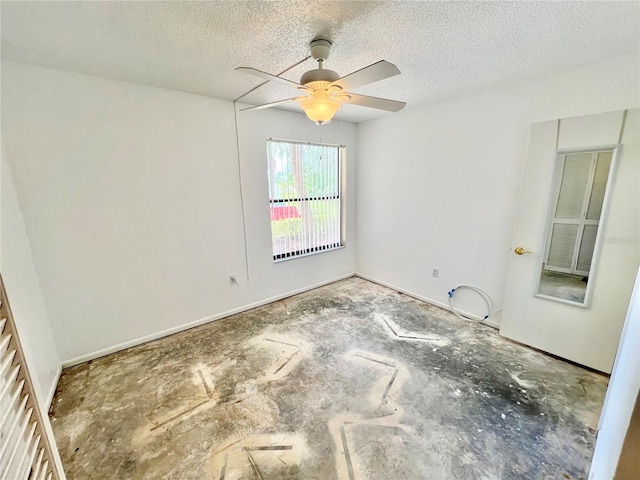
[273,245,345,263]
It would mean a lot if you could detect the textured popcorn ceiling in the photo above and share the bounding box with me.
[1,1,638,123]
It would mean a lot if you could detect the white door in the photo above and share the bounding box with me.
[500,109,639,374]
[543,151,612,276]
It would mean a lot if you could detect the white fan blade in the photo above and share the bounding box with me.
[330,60,401,91]
[239,97,306,112]
[236,67,305,89]
[341,93,406,112]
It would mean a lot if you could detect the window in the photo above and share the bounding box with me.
[266,139,343,261]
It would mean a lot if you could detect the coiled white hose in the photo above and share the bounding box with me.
[447,284,494,323]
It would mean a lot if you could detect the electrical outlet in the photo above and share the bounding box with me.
[229,275,237,285]
[432,268,439,278]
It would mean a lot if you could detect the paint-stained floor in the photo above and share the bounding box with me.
[538,270,588,303]
[50,277,607,479]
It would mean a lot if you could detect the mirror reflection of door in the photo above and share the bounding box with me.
[537,149,615,304]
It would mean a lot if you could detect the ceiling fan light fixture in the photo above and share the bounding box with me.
[236,38,405,122]
[299,89,341,124]
[300,69,340,86]
[302,80,335,91]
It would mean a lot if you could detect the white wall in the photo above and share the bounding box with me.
[1,61,356,365]
[1,152,61,408]
[589,266,640,479]
[355,54,640,322]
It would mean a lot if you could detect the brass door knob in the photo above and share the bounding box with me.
[514,247,533,255]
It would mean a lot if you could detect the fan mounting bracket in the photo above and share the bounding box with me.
[309,39,332,63]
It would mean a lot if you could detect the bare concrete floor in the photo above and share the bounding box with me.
[50,278,607,479]
[538,270,587,303]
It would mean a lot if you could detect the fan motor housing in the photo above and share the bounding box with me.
[300,68,340,86]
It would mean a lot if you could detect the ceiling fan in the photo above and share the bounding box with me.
[236,39,406,125]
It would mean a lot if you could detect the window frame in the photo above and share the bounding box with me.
[266,138,345,262]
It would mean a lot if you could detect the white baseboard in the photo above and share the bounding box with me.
[481,318,501,329]
[354,272,501,330]
[46,365,62,410]
[62,272,356,367]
